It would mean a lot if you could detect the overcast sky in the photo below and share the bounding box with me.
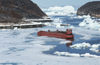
[32,0,98,9]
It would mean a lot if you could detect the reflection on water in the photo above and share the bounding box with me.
[66,41,72,47]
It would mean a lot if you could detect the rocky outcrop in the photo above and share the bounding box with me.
[0,0,47,23]
[77,1,100,18]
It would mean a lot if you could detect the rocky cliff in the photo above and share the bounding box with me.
[0,0,47,23]
[77,1,100,18]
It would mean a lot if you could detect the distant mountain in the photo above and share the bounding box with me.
[77,1,100,18]
[0,0,47,23]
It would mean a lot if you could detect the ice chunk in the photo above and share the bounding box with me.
[81,53,100,58]
[70,42,91,49]
[54,51,100,57]
[79,16,100,30]
[54,51,80,57]
[90,44,100,53]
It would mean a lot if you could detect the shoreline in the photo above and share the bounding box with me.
[0,24,45,29]
[0,19,52,29]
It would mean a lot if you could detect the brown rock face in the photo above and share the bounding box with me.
[0,0,47,23]
[77,1,100,18]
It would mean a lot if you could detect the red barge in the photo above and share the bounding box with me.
[37,29,74,41]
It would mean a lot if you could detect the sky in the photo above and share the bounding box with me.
[32,0,98,9]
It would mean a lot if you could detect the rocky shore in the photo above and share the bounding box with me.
[77,1,100,18]
[0,0,50,24]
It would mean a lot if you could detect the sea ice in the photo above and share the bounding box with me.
[79,16,100,30]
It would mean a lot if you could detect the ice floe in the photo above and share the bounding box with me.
[54,51,80,57]
[70,42,91,49]
[90,44,100,53]
[70,42,100,53]
[81,53,100,58]
[54,51,100,58]
[79,16,100,30]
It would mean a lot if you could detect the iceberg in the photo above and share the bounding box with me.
[43,6,76,16]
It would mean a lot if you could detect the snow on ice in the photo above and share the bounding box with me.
[70,42,100,53]
[79,16,100,30]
